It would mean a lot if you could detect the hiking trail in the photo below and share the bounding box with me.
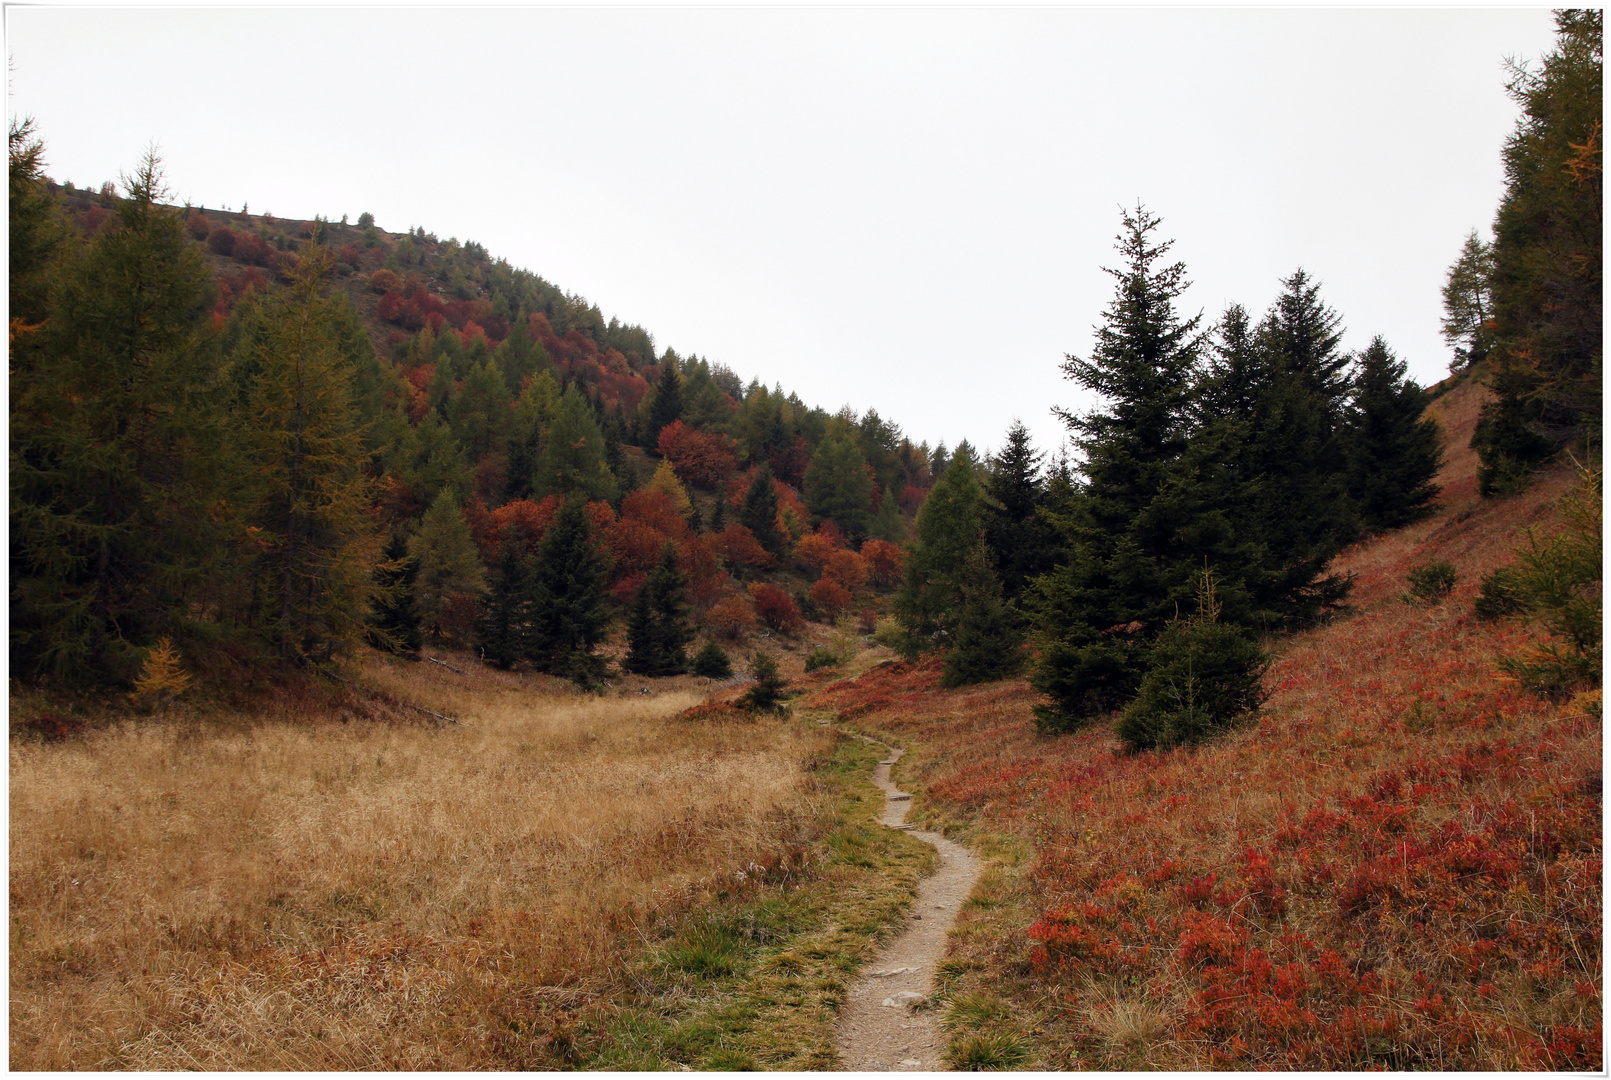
[836,732,980,1071]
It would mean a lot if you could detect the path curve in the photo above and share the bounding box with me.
[837,733,979,1071]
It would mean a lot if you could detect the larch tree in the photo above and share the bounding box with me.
[239,246,382,668]
[409,488,486,644]
[12,149,234,682]
[803,427,875,541]
[1472,9,1602,494]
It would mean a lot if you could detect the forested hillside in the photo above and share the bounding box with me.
[11,134,943,690]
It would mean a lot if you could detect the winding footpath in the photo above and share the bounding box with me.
[836,734,980,1071]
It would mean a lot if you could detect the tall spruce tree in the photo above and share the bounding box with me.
[527,494,612,687]
[739,462,786,555]
[369,531,423,656]
[645,353,684,447]
[1030,206,1209,730]
[1342,337,1444,532]
[941,539,1024,688]
[624,544,694,676]
[240,247,382,668]
[12,149,234,682]
[475,525,531,669]
[981,420,1061,604]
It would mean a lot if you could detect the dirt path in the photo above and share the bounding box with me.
[837,735,980,1071]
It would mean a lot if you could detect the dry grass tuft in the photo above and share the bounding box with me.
[11,655,833,1069]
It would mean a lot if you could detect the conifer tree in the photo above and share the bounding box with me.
[1342,337,1444,532]
[804,428,875,541]
[1114,567,1268,751]
[645,353,684,447]
[505,370,558,502]
[981,420,1061,603]
[1440,231,1496,372]
[1030,206,1208,729]
[739,462,786,555]
[527,494,612,687]
[12,149,234,681]
[409,489,486,644]
[624,544,694,676]
[475,525,531,669]
[369,531,422,655]
[941,540,1024,688]
[692,639,734,678]
[534,385,617,501]
[240,247,382,668]
[1473,9,1601,493]
[895,449,984,651]
[868,485,907,543]
[647,458,694,517]
[449,356,512,462]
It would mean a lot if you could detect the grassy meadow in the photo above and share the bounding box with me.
[10,657,850,1069]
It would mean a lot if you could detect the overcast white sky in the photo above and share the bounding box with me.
[9,6,1559,457]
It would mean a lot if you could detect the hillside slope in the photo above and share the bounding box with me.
[801,369,1601,1070]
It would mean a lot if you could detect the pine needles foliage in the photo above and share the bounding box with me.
[1114,568,1269,752]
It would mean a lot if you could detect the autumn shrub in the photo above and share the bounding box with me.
[1404,561,1459,603]
[207,225,237,255]
[186,214,210,241]
[705,596,758,641]
[657,420,739,490]
[861,539,906,590]
[793,531,839,575]
[809,578,853,622]
[822,549,870,594]
[749,583,803,634]
[719,523,776,573]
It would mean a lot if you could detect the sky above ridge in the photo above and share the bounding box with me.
[8,6,1559,458]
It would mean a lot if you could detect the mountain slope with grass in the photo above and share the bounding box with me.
[801,365,1602,1070]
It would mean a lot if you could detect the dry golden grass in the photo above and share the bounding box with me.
[10,655,834,1069]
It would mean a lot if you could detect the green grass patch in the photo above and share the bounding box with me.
[573,715,937,1070]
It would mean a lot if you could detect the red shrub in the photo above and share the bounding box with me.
[719,524,776,571]
[207,226,237,255]
[810,578,853,621]
[860,539,905,589]
[748,583,803,634]
[186,214,210,241]
[793,532,839,575]
[658,420,740,490]
[822,549,870,594]
[705,595,759,640]
[467,495,562,561]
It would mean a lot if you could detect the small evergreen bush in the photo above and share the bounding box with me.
[1473,566,1524,620]
[1404,561,1458,603]
[691,640,733,679]
[739,652,790,714]
[1115,570,1268,751]
[803,647,841,673]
